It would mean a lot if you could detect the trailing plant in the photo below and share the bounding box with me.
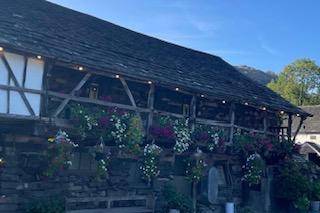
[173,118,192,154]
[70,104,99,140]
[70,104,144,154]
[150,116,175,140]
[45,130,78,177]
[25,197,65,213]
[125,116,144,154]
[193,125,225,152]
[140,144,162,183]
[162,184,193,213]
[232,131,294,164]
[241,153,264,186]
[232,131,258,157]
[90,139,111,180]
[185,158,206,183]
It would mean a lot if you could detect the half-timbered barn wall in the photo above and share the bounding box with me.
[0,50,291,212]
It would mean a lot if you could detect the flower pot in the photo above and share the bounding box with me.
[225,202,235,213]
[169,209,180,213]
[311,201,320,211]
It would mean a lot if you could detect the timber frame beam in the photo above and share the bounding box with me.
[53,73,91,117]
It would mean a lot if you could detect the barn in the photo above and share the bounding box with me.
[0,0,309,212]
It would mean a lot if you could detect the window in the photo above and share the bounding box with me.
[310,135,317,140]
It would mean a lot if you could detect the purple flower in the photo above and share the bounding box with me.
[99,116,110,127]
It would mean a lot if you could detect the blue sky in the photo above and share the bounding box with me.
[48,0,320,72]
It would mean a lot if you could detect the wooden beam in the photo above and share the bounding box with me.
[22,56,28,87]
[287,114,292,142]
[6,65,10,114]
[119,77,137,107]
[119,77,146,134]
[147,84,155,136]
[1,54,35,116]
[229,103,235,144]
[48,91,151,113]
[0,84,43,95]
[41,60,53,117]
[53,73,91,117]
[292,116,306,142]
[190,95,197,131]
[263,113,268,135]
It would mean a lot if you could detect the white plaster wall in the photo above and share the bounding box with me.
[295,133,320,144]
[0,52,44,116]
[0,89,6,113]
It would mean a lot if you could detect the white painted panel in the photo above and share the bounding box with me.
[9,91,30,115]
[25,93,41,116]
[0,89,7,113]
[25,58,44,90]
[4,52,25,86]
[0,59,8,85]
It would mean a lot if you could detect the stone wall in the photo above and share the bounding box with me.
[0,132,259,213]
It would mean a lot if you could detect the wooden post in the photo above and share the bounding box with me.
[229,103,235,144]
[192,181,196,213]
[263,113,268,135]
[287,114,292,142]
[190,95,197,131]
[147,84,155,138]
[41,60,53,117]
[119,77,145,134]
[293,116,306,142]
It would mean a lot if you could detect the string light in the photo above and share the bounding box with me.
[36,55,42,60]
[280,110,285,115]
[115,74,120,78]
[222,100,226,104]
[175,87,179,91]
[296,113,300,117]
[147,81,152,84]
[0,47,3,52]
[244,102,249,106]
[78,66,84,71]
[200,94,205,98]
[262,107,266,111]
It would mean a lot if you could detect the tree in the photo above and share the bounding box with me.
[268,59,320,106]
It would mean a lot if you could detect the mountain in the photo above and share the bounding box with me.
[235,65,277,85]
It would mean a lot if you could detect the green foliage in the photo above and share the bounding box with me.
[185,159,206,183]
[268,58,320,106]
[162,184,193,213]
[311,179,320,200]
[140,144,162,182]
[294,195,310,213]
[26,198,65,213]
[70,104,144,154]
[274,161,311,202]
[237,206,254,213]
[125,116,144,154]
[242,154,264,186]
[45,130,77,177]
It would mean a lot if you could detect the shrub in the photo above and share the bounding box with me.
[25,197,65,213]
[274,161,311,202]
[162,184,193,213]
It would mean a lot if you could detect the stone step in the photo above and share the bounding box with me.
[67,207,153,213]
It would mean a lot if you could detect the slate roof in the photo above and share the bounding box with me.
[0,0,308,116]
[293,106,320,133]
